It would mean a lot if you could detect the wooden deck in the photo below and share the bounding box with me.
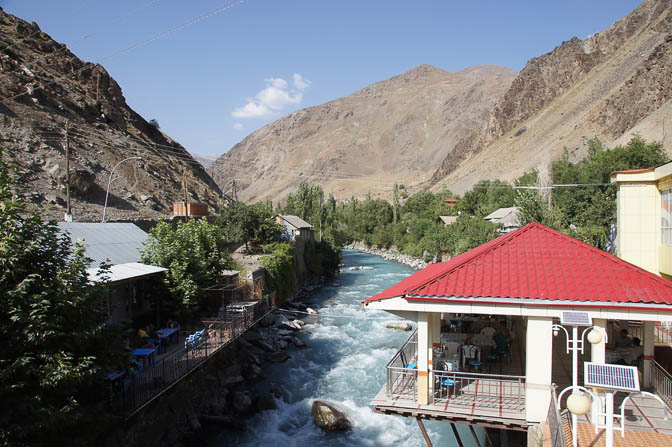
[371,385,528,431]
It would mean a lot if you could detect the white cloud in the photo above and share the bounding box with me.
[232,74,310,119]
[293,73,311,91]
[233,123,244,130]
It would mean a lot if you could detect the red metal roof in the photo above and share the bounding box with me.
[610,168,654,176]
[363,222,672,307]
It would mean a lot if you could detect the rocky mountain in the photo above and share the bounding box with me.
[212,0,672,202]
[210,64,516,202]
[0,8,223,221]
[429,0,672,193]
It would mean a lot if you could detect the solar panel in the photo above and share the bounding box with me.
[584,362,640,392]
[560,311,592,326]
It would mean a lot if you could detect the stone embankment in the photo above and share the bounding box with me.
[347,242,428,270]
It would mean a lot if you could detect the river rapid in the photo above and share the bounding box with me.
[208,249,483,446]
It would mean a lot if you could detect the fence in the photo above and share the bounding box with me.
[109,295,276,416]
[385,330,418,400]
[432,370,526,412]
[651,360,672,410]
[547,385,568,447]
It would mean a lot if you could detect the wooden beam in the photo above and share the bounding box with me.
[469,424,483,447]
[416,417,433,447]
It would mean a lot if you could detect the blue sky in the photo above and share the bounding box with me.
[2,0,641,159]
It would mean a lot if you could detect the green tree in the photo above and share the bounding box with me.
[259,242,295,301]
[141,220,234,315]
[217,201,282,250]
[0,156,121,446]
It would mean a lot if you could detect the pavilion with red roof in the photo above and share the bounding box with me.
[363,222,672,431]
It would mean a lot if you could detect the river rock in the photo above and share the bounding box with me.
[243,363,264,381]
[361,266,373,270]
[255,393,278,411]
[386,322,412,331]
[306,307,318,314]
[260,313,276,327]
[232,391,253,414]
[311,400,352,432]
[251,338,275,352]
[278,329,293,336]
[294,319,305,327]
[280,320,302,331]
[268,352,290,363]
[291,335,307,348]
[278,340,288,350]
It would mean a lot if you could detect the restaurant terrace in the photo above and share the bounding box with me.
[362,222,672,446]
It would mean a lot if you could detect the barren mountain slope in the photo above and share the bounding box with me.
[430,0,672,193]
[0,9,222,221]
[210,64,515,202]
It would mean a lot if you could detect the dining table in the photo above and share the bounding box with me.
[441,333,495,347]
[133,346,158,369]
[157,327,179,346]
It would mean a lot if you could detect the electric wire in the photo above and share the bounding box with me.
[6,0,247,102]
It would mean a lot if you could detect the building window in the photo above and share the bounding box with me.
[663,189,672,245]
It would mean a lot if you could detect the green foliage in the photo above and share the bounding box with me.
[304,239,342,279]
[259,242,295,301]
[0,156,122,446]
[141,220,234,315]
[217,201,282,249]
[457,180,514,217]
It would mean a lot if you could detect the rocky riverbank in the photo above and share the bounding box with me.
[346,242,428,270]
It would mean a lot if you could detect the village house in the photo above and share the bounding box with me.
[275,214,314,242]
[484,206,521,233]
[57,222,167,325]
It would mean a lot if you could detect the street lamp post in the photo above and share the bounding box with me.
[102,156,141,222]
[552,324,605,447]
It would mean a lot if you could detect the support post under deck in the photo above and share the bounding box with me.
[415,416,433,447]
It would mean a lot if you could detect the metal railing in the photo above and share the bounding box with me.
[432,369,526,412]
[655,322,672,347]
[547,385,569,447]
[108,295,276,416]
[651,360,672,410]
[385,330,418,400]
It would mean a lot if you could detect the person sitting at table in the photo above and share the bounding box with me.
[137,327,149,342]
[462,336,479,367]
[499,320,512,342]
[166,318,180,330]
[614,329,633,349]
[629,337,643,366]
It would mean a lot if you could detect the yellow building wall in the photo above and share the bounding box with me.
[617,183,661,274]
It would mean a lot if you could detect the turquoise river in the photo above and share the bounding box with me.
[208,249,483,446]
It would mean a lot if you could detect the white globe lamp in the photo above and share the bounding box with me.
[587,329,603,345]
[567,393,591,416]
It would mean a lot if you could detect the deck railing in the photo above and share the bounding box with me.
[432,369,526,412]
[651,360,672,410]
[385,329,418,400]
[109,295,276,416]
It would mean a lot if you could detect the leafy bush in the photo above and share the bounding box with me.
[259,242,295,302]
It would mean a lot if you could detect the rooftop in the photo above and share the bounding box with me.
[364,222,672,308]
[57,222,148,268]
[276,214,313,229]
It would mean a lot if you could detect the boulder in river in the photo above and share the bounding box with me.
[386,322,412,331]
[311,400,352,431]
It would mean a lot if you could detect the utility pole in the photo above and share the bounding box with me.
[232,179,238,202]
[64,119,72,221]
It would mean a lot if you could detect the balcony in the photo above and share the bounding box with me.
[372,330,528,431]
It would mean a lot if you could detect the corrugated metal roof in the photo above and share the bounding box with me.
[364,222,672,307]
[277,215,313,229]
[57,222,148,268]
[439,216,458,225]
[87,262,167,283]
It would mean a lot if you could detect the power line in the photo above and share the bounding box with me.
[6,0,247,102]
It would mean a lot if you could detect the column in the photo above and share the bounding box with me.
[525,316,553,423]
[591,318,607,364]
[643,320,655,388]
[417,312,431,405]
[431,313,441,349]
